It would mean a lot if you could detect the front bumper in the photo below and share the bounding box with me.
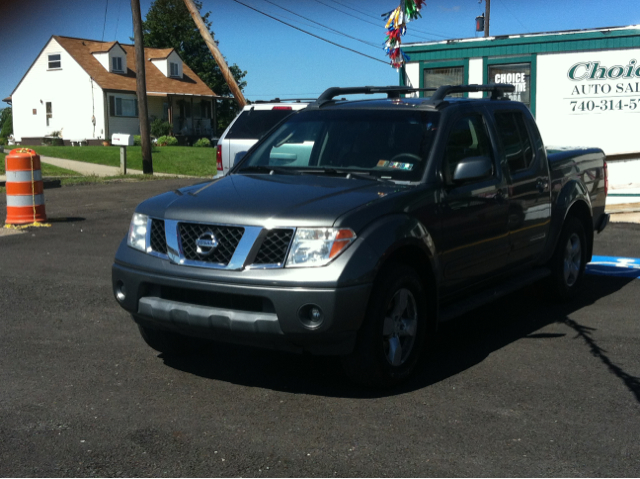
[112,260,372,355]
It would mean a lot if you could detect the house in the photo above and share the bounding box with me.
[6,35,219,145]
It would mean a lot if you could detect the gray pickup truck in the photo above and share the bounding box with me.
[112,84,609,387]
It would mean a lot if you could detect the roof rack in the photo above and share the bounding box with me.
[430,83,515,101]
[253,98,316,104]
[310,86,436,108]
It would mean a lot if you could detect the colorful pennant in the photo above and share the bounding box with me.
[383,0,426,69]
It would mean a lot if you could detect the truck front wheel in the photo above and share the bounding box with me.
[342,263,428,387]
[548,216,588,300]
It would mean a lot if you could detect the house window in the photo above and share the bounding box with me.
[488,63,531,107]
[169,62,179,77]
[109,96,138,117]
[424,66,464,97]
[46,102,52,126]
[48,54,61,69]
[112,57,123,72]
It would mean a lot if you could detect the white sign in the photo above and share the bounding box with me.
[537,49,640,155]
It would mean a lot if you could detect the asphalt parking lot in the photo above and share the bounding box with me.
[1,179,639,477]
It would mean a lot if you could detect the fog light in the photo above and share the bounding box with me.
[115,281,127,302]
[298,304,324,329]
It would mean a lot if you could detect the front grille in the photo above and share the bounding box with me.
[150,219,167,255]
[179,223,245,264]
[253,229,294,265]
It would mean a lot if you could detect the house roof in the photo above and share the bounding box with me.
[53,36,216,97]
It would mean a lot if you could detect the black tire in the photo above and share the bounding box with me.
[137,323,194,355]
[342,263,429,388]
[547,216,588,301]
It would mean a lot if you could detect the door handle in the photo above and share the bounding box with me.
[536,178,549,193]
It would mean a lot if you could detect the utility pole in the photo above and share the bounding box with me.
[131,0,153,174]
[484,0,491,37]
[182,0,247,109]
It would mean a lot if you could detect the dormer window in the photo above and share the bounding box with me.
[169,62,179,77]
[48,54,61,69]
[112,57,123,72]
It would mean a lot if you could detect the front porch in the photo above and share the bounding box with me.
[149,94,217,142]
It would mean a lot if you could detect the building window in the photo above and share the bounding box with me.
[169,62,179,77]
[46,102,52,126]
[488,63,531,107]
[424,66,464,97]
[109,96,138,117]
[48,54,61,69]
[112,57,123,72]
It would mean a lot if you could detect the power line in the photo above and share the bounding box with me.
[230,0,389,65]
[312,0,445,41]
[114,0,122,40]
[259,0,381,49]
[496,0,530,33]
[325,0,451,38]
[101,0,110,42]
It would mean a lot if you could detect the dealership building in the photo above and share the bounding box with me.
[401,25,640,177]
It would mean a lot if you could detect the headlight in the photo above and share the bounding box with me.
[127,213,149,252]
[286,228,356,267]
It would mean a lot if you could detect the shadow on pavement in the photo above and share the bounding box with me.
[160,275,638,400]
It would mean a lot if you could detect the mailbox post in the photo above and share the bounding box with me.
[111,134,134,174]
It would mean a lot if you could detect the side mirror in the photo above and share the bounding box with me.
[453,155,493,182]
[233,151,247,166]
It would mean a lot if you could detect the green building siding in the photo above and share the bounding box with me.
[402,27,640,118]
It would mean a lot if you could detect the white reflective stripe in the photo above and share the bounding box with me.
[6,170,42,182]
[6,194,45,207]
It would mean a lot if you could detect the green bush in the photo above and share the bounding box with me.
[193,137,211,148]
[0,137,6,146]
[133,135,141,146]
[0,107,12,139]
[156,135,178,146]
[150,118,172,138]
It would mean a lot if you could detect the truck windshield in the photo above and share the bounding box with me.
[235,109,439,181]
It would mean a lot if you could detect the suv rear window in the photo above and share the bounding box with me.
[226,109,296,140]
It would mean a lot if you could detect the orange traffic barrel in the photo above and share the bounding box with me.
[5,148,47,225]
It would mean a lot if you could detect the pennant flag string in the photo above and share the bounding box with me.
[383,0,426,69]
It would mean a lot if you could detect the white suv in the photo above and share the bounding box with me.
[215,100,309,177]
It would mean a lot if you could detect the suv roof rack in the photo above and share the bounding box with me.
[430,83,515,101]
[310,86,436,108]
[254,98,315,104]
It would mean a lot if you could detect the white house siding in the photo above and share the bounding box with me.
[150,59,168,77]
[12,38,100,142]
[107,92,140,137]
[536,49,640,156]
[404,62,420,93]
[467,58,484,98]
[93,52,109,71]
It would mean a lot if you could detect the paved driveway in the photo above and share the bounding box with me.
[0,180,638,476]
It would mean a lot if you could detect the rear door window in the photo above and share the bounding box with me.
[226,109,296,140]
[443,114,494,183]
[493,111,533,173]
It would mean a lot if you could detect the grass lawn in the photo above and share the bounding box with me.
[19,145,216,176]
[0,151,78,176]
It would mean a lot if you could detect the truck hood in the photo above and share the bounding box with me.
[138,173,412,228]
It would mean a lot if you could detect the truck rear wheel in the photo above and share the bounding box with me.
[548,216,587,300]
[342,263,428,388]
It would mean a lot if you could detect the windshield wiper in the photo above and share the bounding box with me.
[303,168,392,183]
[237,165,293,175]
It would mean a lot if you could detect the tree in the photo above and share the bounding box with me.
[141,0,247,134]
[0,107,12,139]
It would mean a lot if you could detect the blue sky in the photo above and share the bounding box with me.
[1,0,640,105]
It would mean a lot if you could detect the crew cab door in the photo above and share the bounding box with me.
[437,110,510,292]
[492,109,551,265]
